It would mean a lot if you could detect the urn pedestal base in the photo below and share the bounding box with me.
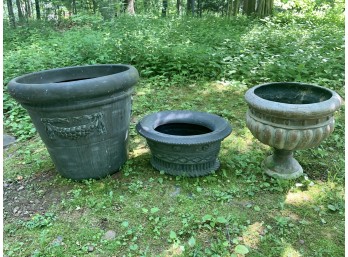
[262,149,303,179]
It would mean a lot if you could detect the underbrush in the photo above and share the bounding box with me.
[3,12,344,138]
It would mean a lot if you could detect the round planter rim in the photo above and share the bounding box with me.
[245,82,342,118]
[7,64,139,104]
[136,110,232,145]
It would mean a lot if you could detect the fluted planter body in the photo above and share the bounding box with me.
[136,110,232,177]
[8,64,139,180]
[245,82,342,179]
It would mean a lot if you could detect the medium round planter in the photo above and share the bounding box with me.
[136,110,232,177]
[8,64,139,180]
[245,82,342,179]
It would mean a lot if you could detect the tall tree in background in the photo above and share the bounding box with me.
[34,0,41,19]
[243,0,256,15]
[162,0,168,16]
[176,0,181,15]
[7,0,16,27]
[256,0,273,17]
[24,0,31,18]
[187,0,194,15]
[243,0,273,17]
[127,0,135,14]
[16,0,25,22]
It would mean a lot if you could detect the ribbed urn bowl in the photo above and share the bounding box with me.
[245,82,342,179]
[136,110,232,177]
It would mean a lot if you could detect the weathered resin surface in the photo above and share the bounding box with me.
[8,64,139,180]
[245,82,342,179]
[136,110,232,177]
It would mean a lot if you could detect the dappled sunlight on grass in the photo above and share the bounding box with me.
[222,134,256,154]
[161,243,184,256]
[130,137,150,158]
[210,80,248,93]
[281,243,302,257]
[131,146,150,158]
[242,221,264,249]
[285,190,315,206]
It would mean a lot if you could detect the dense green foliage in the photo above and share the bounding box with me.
[3,8,345,139]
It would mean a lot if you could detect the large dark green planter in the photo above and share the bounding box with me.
[136,110,232,177]
[8,64,139,180]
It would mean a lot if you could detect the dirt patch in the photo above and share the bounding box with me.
[3,169,72,221]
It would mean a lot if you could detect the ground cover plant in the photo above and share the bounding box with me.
[3,6,345,257]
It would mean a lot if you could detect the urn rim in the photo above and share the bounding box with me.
[136,110,232,145]
[245,82,342,118]
[7,64,139,104]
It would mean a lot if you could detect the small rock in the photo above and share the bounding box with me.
[3,134,16,148]
[299,239,305,244]
[17,186,25,191]
[87,245,94,252]
[13,207,19,214]
[102,230,116,240]
[170,186,181,197]
[51,236,64,246]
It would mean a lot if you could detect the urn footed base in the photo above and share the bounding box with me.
[262,149,303,180]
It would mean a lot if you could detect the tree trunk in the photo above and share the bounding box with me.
[24,0,31,18]
[7,0,16,27]
[92,0,97,14]
[162,0,167,16]
[256,0,273,17]
[187,0,194,15]
[233,0,240,16]
[16,0,25,22]
[243,0,256,15]
[197,0,202,17]
[176,0,181,15]
[127,0,135,15]
[72,0,77,14]
[34,0,40,19]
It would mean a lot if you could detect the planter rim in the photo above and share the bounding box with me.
[7,64,139,104]
[245,82,342,118]
[136,110,232,145]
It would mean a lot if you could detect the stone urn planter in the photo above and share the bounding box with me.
[136,110,232,177]
[7,64,139,180]
[245,82,342,179]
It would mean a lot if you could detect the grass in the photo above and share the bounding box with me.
[3,78,345,256]
[3,10,345,257]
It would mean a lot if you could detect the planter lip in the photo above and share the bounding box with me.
[7,64,139,105]
[136,110,232,145]
[245,82,342,118]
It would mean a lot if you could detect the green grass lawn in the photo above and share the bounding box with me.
[3,78,344,256]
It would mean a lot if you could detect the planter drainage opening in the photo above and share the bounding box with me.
[136,110,232,177]
[7,64,139,180]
